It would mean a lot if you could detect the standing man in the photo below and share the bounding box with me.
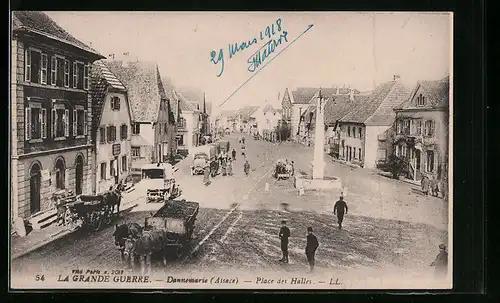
[203,164,211,186]
[278,220,290,263]
[244,160,250,176]
[305,227,319,272]
[232,148,236,161]
[430,244,448,278]
[333,196,348,230]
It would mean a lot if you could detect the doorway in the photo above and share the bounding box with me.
[29,163,42,214]
[75,155,84,195]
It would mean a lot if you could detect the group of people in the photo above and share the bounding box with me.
[421,175,441,197]
[202,146,251,186]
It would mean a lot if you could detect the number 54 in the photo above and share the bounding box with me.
[35,275,45,281]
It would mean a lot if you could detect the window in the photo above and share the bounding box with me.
[396,120,402,134]
[131,147,141,157]
[178,117,186,128]
[50,56,57,85]
[52,104,69,138]
[377,149,387,161]
[40,53,48,84]
[99,127,106,143]
[426,150,435,172]
[177,135,184,146]
[424,120,435,137]
[358,148,362,160]
[353,127,356,138]
[121,156,127,172]
[347,126,351,137]
[110,159,115,177]
[64,60,69,87]
[107,126,117,142]
[417,94,425,106]
[164,123,168,134]
[403,120,410,135]
[132,122,140,135]
[55,158,65,189]
[416,120,422,136]
[120,124,128,140]
[25,49,48,84]
[358,127,362,139]
[100,162,107,180]
[25,103,47,140]
[73,107,87,137]
[111,96,121,110]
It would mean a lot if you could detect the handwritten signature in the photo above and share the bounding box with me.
[210,18,286,77]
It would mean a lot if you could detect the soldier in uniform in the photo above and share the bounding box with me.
[278,220,290,263]
[333,195,348,230]
[305,227,319,272]
[430,244,448,278]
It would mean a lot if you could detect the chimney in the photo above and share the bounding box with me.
[108,53,115,60]
[393,74,401,81]
[349,88,354,101]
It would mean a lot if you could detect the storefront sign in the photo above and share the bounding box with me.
[112,144,121,156]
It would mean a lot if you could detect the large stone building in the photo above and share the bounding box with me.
[11,11,105,221]
[90,60,133,193]
[337,76,411,169]
[105,60,177,170]
[392,76,449,190]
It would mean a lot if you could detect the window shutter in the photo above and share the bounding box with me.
[51,108,56,137]
[41,53,48,84]
[73,62,77,88]
[64,109,69,137]
[84,64,89,90]
[51,56,57,85]
[84,110,88,135]
[431,121,436,136]
[73,109,77,136]
[25,107,31,140]
[41,108,47,138]
[64,60,69,87]
[424,121,428,136]
[25,49,31,82]
[117,98,120,110]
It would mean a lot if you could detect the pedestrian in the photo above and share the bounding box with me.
[305,227,319,272]
[232,149,236,161]
[203,164,211,186]
[291,161,295,176]
[333,195,348,230]
[430,177,440,197]
[227,158,233,176]
[278,220,290,263]
[244,160,250,176]
[430,244,448,278]
[421,175,430,195]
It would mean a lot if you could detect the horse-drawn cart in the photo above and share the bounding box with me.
[145,199,199,258]
[274,159,292,180]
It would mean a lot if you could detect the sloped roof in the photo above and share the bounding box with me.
[395,76,449,110]
[340,81,411,126]
[105,60,166,122]
[178,87,204,104]
[235,106,260,120]
[12,11,104,58]
[90,61,129,132]
[177,92,199,112]
[218,110,237,119]
[325,95,370,126]
[262,104,281,114]
[291,87,319,104]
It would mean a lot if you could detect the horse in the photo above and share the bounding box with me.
[112,223,143,265]
[123,228,168,275]
[104,184,124,217]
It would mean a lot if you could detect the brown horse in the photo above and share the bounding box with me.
[104,184,124,217]
[112,223,143,265]
[123,228,168,275]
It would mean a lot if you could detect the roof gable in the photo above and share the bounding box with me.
[105,60,166,123]
[291,87,319,104]
[396,77,449,110]
[12,11,104,58]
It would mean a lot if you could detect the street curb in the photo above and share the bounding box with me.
[11,202,139,261]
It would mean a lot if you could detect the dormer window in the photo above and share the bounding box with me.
[111,96,121,110]
[417,94,425,106]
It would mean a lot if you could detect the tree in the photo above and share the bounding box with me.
[386,154,410,180]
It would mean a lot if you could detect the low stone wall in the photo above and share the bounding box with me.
[294,174,342,191]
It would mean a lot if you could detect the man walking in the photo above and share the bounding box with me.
[232,148,236,161]
[278,220,290,263]
[244,160,250,176]
[430,244,448,278]
[333,196,348,230]
[305,227,319,272]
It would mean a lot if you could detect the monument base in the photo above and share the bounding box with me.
[294,174,342,191]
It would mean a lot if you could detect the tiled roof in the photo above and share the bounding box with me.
[325,95,370,126]
[12,11,104,58]
[340,81,411,126]
[218,110,237,119]
[235,106,260,121]
[105,60,166,123]
[178,87,204,104]
[291,87,319,104]
[177,92,199,112]
[396,76,449,110]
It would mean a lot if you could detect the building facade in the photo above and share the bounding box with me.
[281,87,319,141]
[392,76,449,185]
[338,77,411,169]
[90,61,132,193]
[11,12,105,220]
[176,93,201,153]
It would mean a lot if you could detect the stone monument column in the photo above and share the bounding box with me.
[312,89,326,179]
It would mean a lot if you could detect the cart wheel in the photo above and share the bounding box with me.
[64,208,72,226]
[104,209,112,225]
[91,213,103,232]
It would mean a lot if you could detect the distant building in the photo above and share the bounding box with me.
[281,87,319,141]
[233,106,260,134]
[392,76,449,189]
[11,11,105,220]
[176,92,201,153]
[255,104,282,141]
[90,61,133,193]
[105,60,176,170]
[337,76,411,169]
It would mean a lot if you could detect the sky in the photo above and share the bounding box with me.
[46,12,452,116]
